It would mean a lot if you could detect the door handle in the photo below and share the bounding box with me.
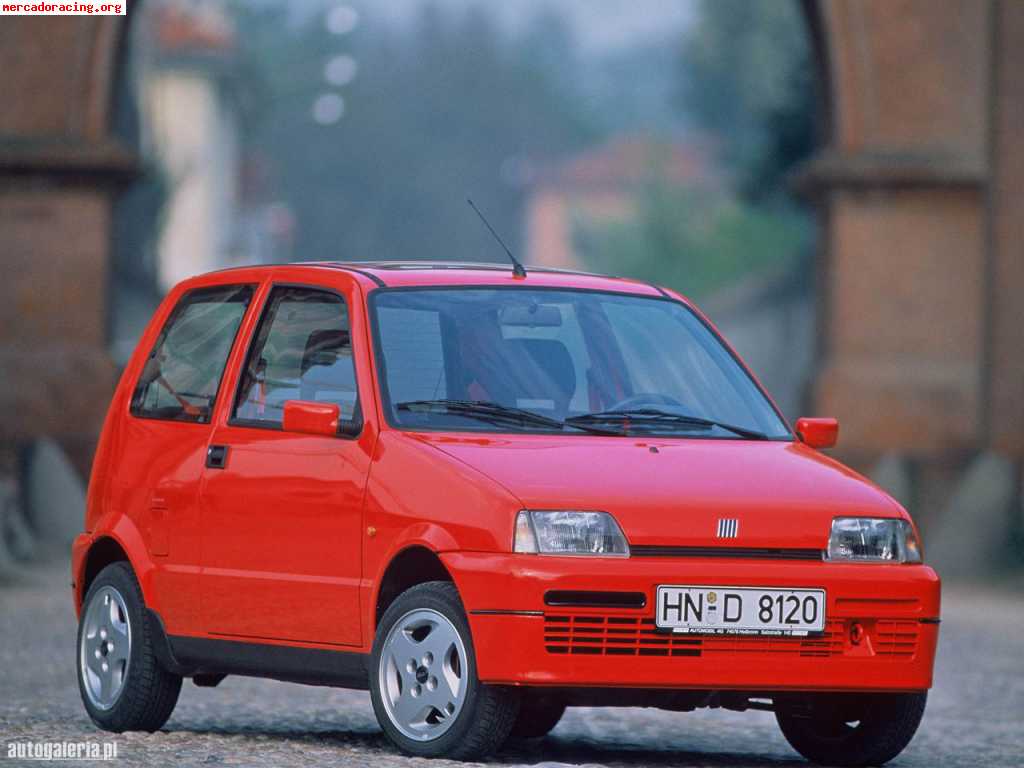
[206,445,229,469]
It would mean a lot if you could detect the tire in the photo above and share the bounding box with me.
[508,694,566,739]
[369,581,520,760]
[77,562,182,732]
[776,692,927,767]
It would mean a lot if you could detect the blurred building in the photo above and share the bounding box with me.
[524,136,720,269]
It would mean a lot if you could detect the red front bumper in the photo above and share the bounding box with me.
[442,552,940,692]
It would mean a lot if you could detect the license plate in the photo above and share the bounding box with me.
[655,585,826,636]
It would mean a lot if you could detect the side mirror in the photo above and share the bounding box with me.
[795,417,839,449]
[282,400,340,437]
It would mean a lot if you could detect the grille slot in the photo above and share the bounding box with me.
[875,620,919,659]
[544,590,647,609]
[544,614,845,658]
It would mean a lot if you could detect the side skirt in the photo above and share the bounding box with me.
[146,609,369,690]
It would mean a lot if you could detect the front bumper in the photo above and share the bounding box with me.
[441,552,940,692]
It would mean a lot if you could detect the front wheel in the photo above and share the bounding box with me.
[369,581,520,760]
[776,692,927,766]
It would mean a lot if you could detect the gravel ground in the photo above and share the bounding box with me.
[1,563,1022,767]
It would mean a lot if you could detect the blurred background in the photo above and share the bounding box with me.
[0,0,1022,584]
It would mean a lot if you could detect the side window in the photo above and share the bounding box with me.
[233,286,359,429]
[131,285,254,423]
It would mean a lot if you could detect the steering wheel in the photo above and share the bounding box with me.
[608,393,687,412]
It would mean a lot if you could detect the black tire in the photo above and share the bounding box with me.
[369,581,520,760]
[508,694,566,739]
[77,562,182,732]
[776,692,927,767]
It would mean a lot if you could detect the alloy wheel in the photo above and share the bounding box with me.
[79,586,132,710]
[378,608,468,741]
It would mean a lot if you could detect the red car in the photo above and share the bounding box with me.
[72,262,939,766]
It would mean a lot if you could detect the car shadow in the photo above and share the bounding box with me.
[164,722,804,767]
[498,735,803,767]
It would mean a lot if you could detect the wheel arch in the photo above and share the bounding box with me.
[374,545,455,630]
[79,536,131,606]
[76,524,155,613]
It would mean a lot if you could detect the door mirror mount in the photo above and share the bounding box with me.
[282,400,341,437]
[795,417,839,449]
[337,406,363,438]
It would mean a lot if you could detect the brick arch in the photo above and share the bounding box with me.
[0,1,1022,473]
[797,1,1023,463]
[0,16,126,143]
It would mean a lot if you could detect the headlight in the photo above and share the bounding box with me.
[514,510,629,556]
[827,517,922,563]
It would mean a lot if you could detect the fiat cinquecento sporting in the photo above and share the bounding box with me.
[72,261,939,766]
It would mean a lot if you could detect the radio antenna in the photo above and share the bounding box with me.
[467,198,527,278]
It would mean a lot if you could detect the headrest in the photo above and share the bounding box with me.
[504,337,576,398]
[302,329,351,374]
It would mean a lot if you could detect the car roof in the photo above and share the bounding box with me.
[200,260,672,297]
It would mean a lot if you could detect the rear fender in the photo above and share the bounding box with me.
[75,516,160,616]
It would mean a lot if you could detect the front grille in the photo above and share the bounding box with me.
[543,614,844,658]
[630,545,824,561]
[876,620,919,659]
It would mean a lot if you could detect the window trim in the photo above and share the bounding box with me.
[129,284,256,425]
[367,284,793,441]
[227,282,364,440]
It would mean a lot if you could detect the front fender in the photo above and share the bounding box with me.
[380,522,462,558]
[360,432,523,648]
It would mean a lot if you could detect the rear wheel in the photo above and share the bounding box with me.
[369,581,520,759]
[77,562,182,732]
[775,692,927,766]
[508,694,566,739]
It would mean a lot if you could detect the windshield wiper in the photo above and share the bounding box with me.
[395,399,621,435]
[396,399,568,431]
[565,408,768,440]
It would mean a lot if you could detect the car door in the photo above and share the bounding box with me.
[114,283,256,636]
[199,279,373,646]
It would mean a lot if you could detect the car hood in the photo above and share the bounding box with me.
[410,433,904,550]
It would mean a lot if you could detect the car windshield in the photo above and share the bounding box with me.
[370,288,790,439]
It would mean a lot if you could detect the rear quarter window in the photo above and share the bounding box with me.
[130,285,254,423]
